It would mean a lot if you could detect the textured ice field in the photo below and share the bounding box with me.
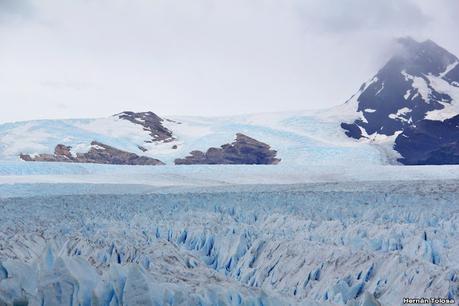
[0,179,458,306]
[1,162,459,188]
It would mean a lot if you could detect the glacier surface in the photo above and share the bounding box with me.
[1,162,459,187]
[0,111,388,166]
[0,180,458,305]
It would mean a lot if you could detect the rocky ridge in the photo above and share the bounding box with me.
[117,111,176,142]
[175,133,281,165]
[20,141,164,165]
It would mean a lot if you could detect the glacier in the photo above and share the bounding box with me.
[2,162,459,186]
[0,111,388,166]
[0,176,458,305]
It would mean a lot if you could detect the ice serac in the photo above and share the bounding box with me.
[0,181,458,305]
[117,111,175,142]
[175,133,281,165]
[340,37,459,164]
[20,141,165,165]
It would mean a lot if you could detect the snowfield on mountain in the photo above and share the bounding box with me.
[1,39,458,167]
[0,109,387,166]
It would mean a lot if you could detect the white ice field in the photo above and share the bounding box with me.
[0,163,459,305]
[0,110,393,166]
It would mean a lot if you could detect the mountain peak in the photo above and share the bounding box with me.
[340,38,459,165]
[395,36,419,48]
[389,37,458,77]
[396,36,437,48]
[341,38,459,137]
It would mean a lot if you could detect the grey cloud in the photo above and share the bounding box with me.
[0,0,457,122]
[0,0,33,21]
[296,0,430,33]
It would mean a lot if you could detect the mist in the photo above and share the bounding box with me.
[0,0,458,122]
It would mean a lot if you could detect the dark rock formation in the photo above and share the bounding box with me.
[341,38,458,139]
[395,115,459,165]
[117,111,175,142]
[20,144,74,163]
[175,133,281,165]
[20,141,165,165]
[54,144,73,158]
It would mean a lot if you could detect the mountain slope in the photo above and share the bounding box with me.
[394,115,459,165]
[0,111,386,166]
[1,38,458,166]
[340,38,459,164]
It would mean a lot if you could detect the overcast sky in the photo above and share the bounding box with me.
[0,0,458,122]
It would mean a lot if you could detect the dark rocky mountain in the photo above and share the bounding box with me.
[342,38,458,139]
[20,141,164,165]
[175,133,281,165]
[117,111,176,142]
[395,114,459,165]
[340,37,459,165]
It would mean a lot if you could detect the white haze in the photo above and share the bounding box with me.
[0,0,458,122]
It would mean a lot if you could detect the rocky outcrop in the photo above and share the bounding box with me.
[394,114,459,165]
[175,133,280,165]
[20,141,165,165]
[117,111,175,142]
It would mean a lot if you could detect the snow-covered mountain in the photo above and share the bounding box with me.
[0,110,386,166]
[0,38,458,166]
[340,37,459,164]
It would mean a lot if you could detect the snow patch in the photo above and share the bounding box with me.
[388,107,411,122]
[440,61,458,78]
[90,144,106,151]
[404,89,411,100]
[401,71,431,103]
[424,75,459,121]
[375,82,384,96]
[69,143,92,157]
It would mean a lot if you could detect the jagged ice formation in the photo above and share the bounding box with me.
[0,181,458,305]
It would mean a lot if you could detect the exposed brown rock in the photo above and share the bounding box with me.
[20,141,164,165]
[54,144,72,158]
[19,154,32,162]
[117,111,175,142]
[174,133,281,165]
